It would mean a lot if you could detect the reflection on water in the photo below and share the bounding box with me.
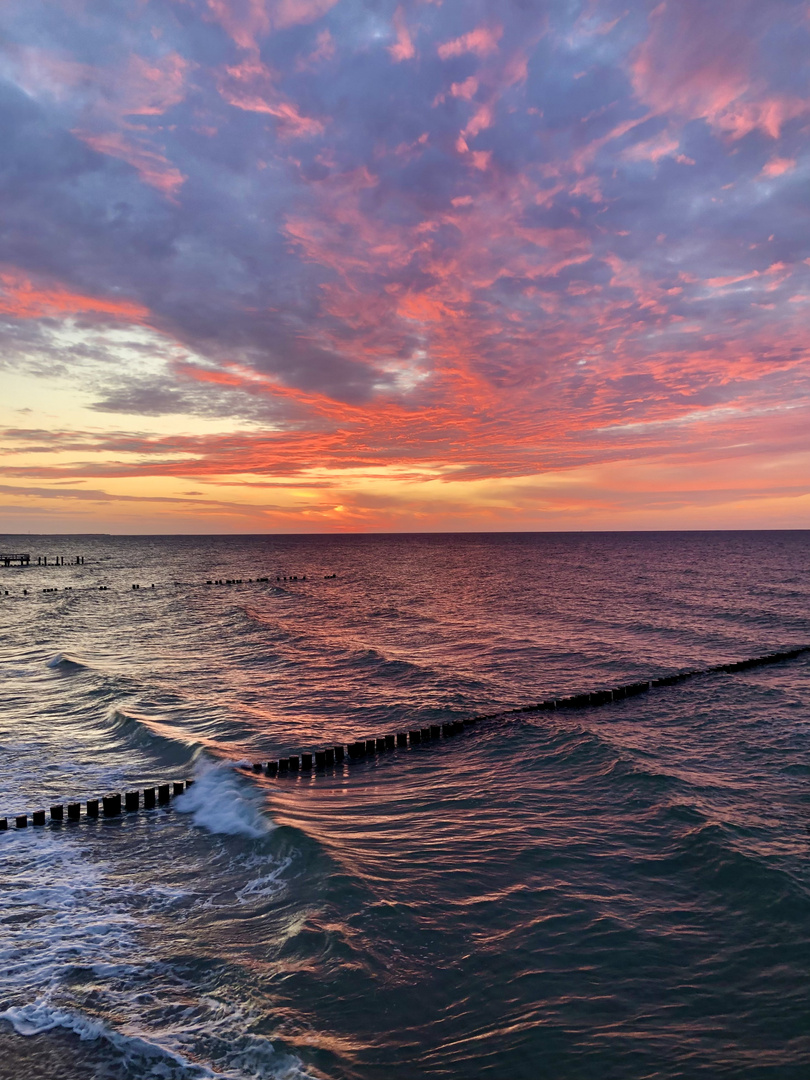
[0,532,809,1079]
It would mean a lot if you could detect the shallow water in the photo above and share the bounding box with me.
[0,532,808,1078]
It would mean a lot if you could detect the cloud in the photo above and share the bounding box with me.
[389,7,416,63]
[0,0,807,529]
[203,0,340,50]
[73,131,187,196]
[630,0,810,139]
[0,267,150,322]
[437,24,503,60]
[216,56,325,135]
[2,45,192,195]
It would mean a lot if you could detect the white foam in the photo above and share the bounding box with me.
[174,761,273,839]
[0,833,140,991]
[236,855,293,905]
[0,834,311,1079]
[0,998,223,1077]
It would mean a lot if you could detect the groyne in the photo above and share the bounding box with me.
[1,644,807,832]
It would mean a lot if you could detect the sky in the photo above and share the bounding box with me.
[0,0,808,534]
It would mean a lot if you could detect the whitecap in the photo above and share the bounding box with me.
[174,761,273,839]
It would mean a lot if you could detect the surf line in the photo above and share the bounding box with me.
[2,645,807,832]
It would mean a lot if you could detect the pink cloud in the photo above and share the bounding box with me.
[451,76,478,100]
[713,96,807,140]
[203,0,270,51]
[296,28,335,70]
[622,130,681,163]
[437,24,503,60]
[631,2,810,139]
[217,57,324,136]
[388,7,415,62]
[706,262,790,290]
[463,104,494,139]
[760,156,797,177]
[73,130,187,196]
[7,45,191,117]
[5,45,191,197]
[204,0,339,50]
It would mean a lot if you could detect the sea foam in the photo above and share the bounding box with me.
[174,760,273,838]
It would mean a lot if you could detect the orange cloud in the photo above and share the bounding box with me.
[0,267,150,322]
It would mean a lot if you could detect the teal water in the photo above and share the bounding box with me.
[0,532,808,1078]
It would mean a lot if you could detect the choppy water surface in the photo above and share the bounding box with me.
[0,532,808,1079]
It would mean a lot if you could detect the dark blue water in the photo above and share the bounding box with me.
[1,532,808,1078]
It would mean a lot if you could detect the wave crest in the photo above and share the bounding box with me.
[174,762,273,838]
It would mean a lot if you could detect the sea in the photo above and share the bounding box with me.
[0,531,808,1080]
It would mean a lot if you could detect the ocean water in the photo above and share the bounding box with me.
[0,531,808,1080]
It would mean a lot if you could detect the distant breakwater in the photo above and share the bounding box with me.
[2,644,807,833]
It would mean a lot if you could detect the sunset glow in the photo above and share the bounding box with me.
[1,0,808,532]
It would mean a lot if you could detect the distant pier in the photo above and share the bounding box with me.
[1,553,30,566]
[0,553,85,567]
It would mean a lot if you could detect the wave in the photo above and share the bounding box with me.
[174,761,274,838]
[0,999,313,1080]
[241,605,443,685]
[46,652,88,672]
[97,708,206,774]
